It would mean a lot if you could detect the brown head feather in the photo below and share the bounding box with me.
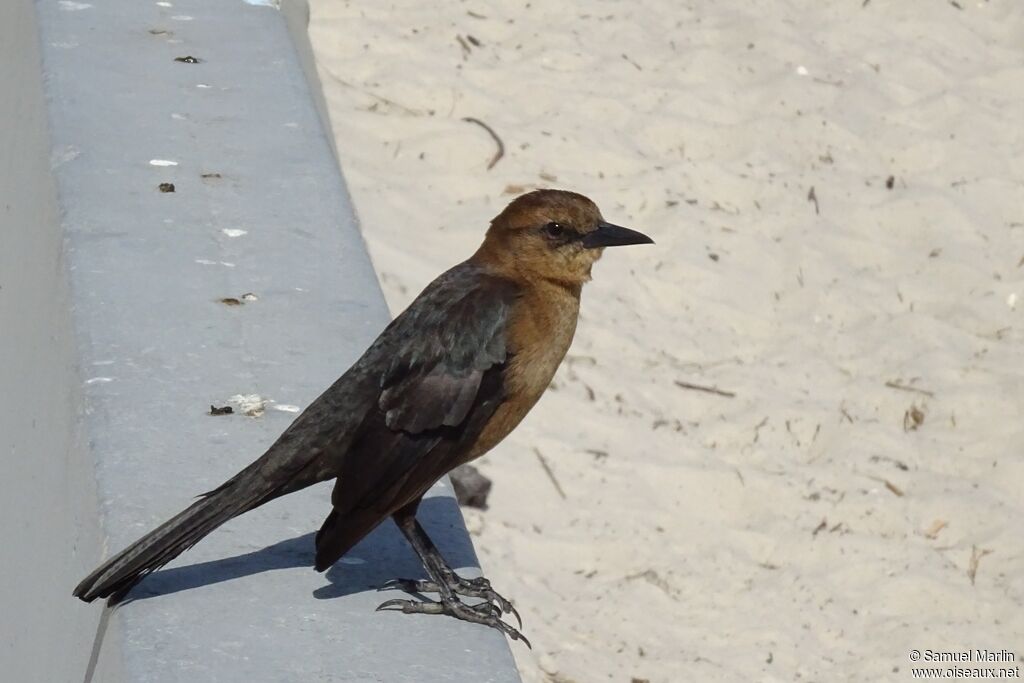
[473,189,608,287]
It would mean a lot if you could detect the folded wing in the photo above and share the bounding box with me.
[313,263,519,569]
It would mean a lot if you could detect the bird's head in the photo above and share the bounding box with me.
[478,189,653,286]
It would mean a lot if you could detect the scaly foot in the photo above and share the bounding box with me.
[378,573,520,627]
[376,595,530,648]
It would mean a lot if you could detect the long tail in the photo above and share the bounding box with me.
[73,459,306,603]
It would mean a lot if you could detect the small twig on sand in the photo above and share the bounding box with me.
[866,468,907,498]
[533,448,567,500]
[674,379,736,398]
[621,53,643,71]
[462,117,505,170]
[322,68,424,116]
[752,416,769,443]
[807,186,820,214]
[967,545,993,585]
[885,380,935,398]
[624,569,678,600]
[883,480,904,497]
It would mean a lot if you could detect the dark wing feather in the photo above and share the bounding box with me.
[313,263,519,569]
[378,264,515,434]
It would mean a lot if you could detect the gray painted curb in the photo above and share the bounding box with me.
[1,1,522,680]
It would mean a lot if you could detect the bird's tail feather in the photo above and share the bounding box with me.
[73,463,281,603]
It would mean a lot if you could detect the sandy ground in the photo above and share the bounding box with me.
[308,2,1024,680]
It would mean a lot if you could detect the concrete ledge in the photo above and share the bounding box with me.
[3,0,521,680]
[0,3,104,681]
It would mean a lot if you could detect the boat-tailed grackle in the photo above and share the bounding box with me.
[73,189,653,645]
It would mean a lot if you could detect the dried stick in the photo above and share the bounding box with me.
[462,117,505,170]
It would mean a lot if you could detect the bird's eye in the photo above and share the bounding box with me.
[543,222,565,238]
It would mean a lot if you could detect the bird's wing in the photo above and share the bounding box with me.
[378,265,515,434]
[314,263,519,568]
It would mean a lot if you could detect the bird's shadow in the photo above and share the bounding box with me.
[121,495,479,604]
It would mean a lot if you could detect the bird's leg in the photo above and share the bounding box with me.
[376,507,529,647]
[378,518,520,624]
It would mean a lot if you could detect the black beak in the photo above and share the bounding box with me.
[581,222,654,249]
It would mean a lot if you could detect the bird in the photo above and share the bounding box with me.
[73,189,653,645]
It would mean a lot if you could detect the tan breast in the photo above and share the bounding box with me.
[467,281,580,460]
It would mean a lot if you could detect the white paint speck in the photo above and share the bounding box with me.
[51,146,81,169]
[92,360,116,366]
[196,83,212,89]
[156,1,173,6]
[241,293,259,302]
[149,159,178,167]
[194,259,235,267]
[283,122,299,128]
[171,113,187,120]
[796,65,809,76]
[171,14,193,20]
[59,1,93,10]
[1008,292,1018,309]
[271,404,300,413]
[222,228,248,238]
[85,377,114,384]
[243,0,281,7]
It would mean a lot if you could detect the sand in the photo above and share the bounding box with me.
[308,2,1024,680]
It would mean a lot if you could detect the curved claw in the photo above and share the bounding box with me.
[466,603,529,648]
[480,591,520,627]
[501,600,523,630]
[474,586,520,628]
[375,598,415,613]
[500,622,531,650]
